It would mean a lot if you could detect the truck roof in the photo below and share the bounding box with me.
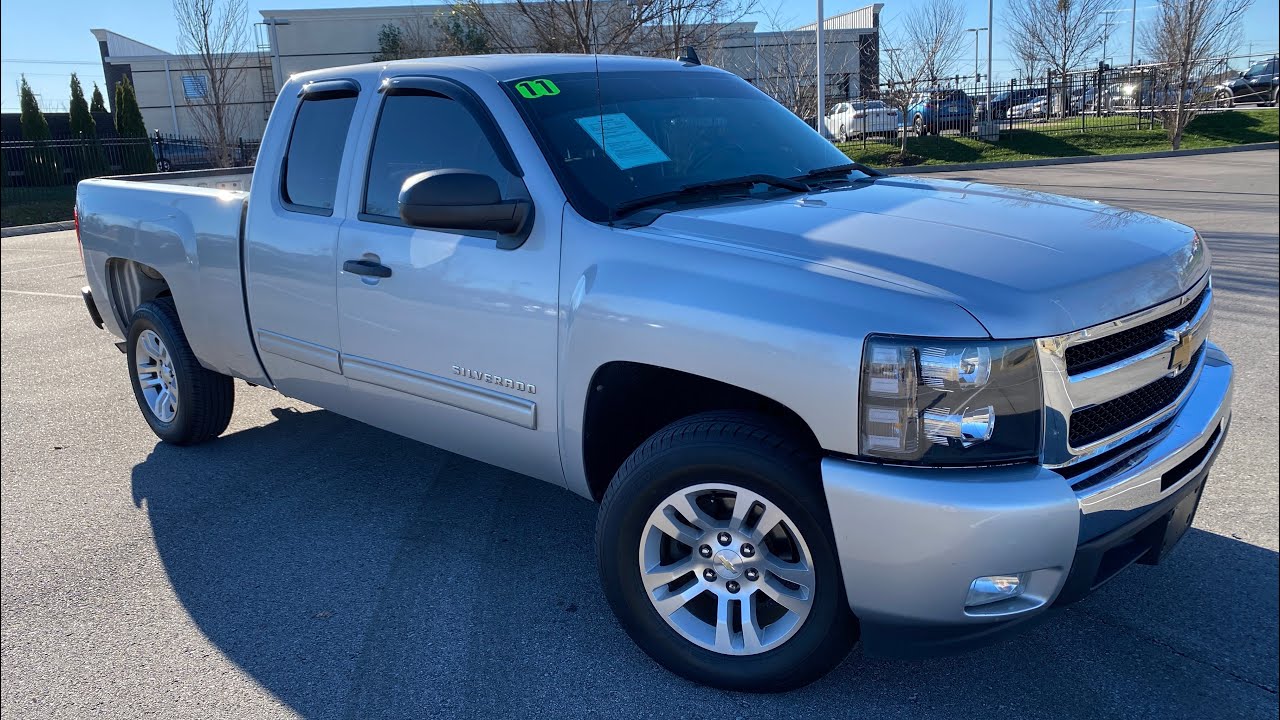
[287,53,714,86]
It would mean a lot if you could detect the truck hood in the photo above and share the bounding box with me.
[639,176,1207,338]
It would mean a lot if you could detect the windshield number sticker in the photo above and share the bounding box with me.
[516,79,560,99]
[574,113,671,170]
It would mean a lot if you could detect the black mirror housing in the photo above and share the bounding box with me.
[398,169,532,241]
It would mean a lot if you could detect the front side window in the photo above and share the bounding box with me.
[363,92,511,219]
[1244,61,1269,77]
[502,70,855,222]
[282,95,357,212]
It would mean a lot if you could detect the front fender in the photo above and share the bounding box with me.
[554,209,988,498]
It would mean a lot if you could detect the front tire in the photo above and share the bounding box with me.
[126,297,234,445]
[1215,90,1234,108]
[596,412,857,692]
[913,115,928,136]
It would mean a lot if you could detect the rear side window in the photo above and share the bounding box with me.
[363,92,510,219]
[282,95,357,213]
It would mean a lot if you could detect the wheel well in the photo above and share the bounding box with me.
[105,258,171,330]
[581,361,820,502]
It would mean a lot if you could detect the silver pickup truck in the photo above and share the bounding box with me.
[76,54,1233,691]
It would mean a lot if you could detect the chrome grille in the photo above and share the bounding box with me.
[1038,274,1212,468]
[1069,346,1204,446]
[1065,286,1208,375]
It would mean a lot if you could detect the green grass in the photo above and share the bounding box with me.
[839,109,1279,167]
[1,185,76,228]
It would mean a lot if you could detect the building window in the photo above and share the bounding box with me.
[181,75,208,99]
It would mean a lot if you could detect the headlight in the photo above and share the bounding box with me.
[859,336,1042,465]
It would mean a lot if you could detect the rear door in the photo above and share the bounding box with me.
[333,76,565,485]
[244,79,364,410]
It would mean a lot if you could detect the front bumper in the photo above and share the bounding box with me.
[821,342,1233,658]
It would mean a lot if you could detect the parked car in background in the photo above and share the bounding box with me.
[1213,57,1278,106]
[976,88,1044,120]
[1009,95,1048,120]
[824,99,900,141]
[152,138,211,172]
[907,89,974,135]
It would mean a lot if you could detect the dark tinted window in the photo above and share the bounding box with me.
[364,92,509,218]
[503,70,855,222]
[282,95,357,212]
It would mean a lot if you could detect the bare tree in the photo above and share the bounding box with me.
[174,0,250,167]
[1007,32,1043,82]
[876,0,967,153]
[455,0,652,53]
[1006,0,1117,116]
[1141,0,1251,148]
[453,0,755,56]
[902,0,966,82]
[748,5,820,121]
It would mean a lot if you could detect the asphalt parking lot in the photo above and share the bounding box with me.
[2,150,1277,719]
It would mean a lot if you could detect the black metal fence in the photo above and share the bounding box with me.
[1,131,261,226]
[828,53,1275,148]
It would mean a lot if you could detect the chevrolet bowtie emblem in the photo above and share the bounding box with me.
[1168,328,1195,375]
[716,556,737,573]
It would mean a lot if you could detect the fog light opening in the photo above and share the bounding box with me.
[966,573,1027,608]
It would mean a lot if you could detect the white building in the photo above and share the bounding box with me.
[92,3,881,139]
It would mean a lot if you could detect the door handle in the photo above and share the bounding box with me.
[343,259,392,278]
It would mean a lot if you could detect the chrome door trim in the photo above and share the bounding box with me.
[342,354,537,430]
[257,329,342,374]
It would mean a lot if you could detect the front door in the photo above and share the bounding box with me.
[334,78,564,485]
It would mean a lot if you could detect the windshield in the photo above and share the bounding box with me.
[502,69,855,222]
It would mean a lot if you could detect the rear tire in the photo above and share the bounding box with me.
[596,411,857,692]
[913,115,928,136]
[126,297,234,445]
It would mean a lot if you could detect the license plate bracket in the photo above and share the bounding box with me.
[1150,479,1205,564]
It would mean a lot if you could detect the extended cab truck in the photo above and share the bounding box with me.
[76,54,1233,691]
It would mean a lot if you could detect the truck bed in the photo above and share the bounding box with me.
[76,166,270,386]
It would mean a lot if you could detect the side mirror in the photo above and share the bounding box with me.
[398,169,532,238]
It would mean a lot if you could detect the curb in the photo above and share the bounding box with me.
[1,220,76,238]
[879,141,1279,174]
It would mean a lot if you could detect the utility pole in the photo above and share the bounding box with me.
[966,27,988,83]
[816,0,827,136]
[1100,9,1121,67]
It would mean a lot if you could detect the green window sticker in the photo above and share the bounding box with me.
[515,79,559,99]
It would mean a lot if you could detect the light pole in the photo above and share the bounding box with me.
[965,27,988,84]
[1129,0,1137,65]
[985,0,993,125]
[816,0,827,136]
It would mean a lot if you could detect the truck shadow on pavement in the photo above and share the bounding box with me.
[130,406,1279,720]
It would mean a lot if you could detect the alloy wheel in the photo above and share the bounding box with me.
[638,482,816,656]
[135,329,179,423]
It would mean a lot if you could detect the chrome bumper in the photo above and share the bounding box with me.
[821,342,1233,657]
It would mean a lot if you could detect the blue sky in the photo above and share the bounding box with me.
[3,0,1277,113]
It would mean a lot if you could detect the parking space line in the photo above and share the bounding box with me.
[1,289,80,299]
[1,261,83,275]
